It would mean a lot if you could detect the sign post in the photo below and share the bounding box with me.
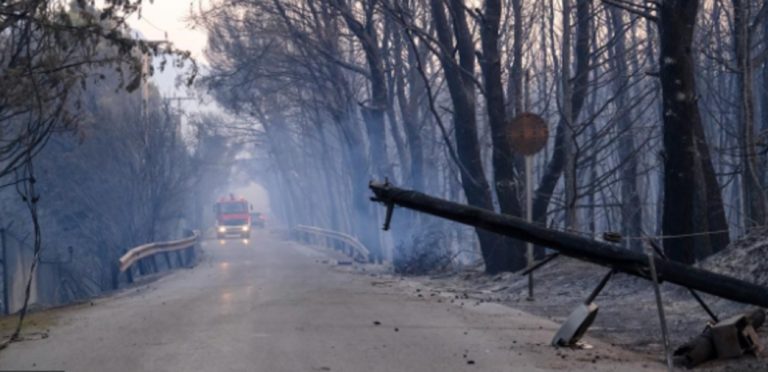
[525,155,534,299]
[507,113,548,300]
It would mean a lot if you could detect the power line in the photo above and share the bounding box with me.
[139,17,169,40]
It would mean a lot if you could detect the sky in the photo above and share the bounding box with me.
[125,1,213,100]
[127,1,211,63]
[125,1,272,210]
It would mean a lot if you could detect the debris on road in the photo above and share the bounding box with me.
[370,181,768,371]
[674,309,765,368]
[370,182,768,308]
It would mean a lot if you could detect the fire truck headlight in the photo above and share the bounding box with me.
[242,226,250,232]
[218,226,226,233]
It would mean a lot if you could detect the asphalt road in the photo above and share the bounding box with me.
[0,230,661,371]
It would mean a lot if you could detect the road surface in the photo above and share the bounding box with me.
[0,230,661,371]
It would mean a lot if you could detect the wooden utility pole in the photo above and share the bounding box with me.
[370,182,768,308]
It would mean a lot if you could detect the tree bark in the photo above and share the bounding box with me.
[479,0,526,271]
[733,0,767,230]
[608,8,643,251]
[334,0,391,182]
[658,0,729,263]
[342,1,391,262]
[531,0,591,229]
[507,0,524,117]
[430,0,505,273]
[762,16,768,190]
[394,28,425,191]
[562,0,577,229]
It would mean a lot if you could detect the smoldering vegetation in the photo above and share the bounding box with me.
[0,79,238,312]
[0,1,217,315]
[194,0,768,278]
[1,0,768,329]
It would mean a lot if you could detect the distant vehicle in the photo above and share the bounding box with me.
[215,194,252,239]
[251,212,266,228]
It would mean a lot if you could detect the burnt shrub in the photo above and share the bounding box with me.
[393,224,455,275]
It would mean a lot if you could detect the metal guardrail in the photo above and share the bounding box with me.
[119,231,200,272]
[293,225,370,263]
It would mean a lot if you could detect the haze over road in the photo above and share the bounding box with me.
[0,231,661,371]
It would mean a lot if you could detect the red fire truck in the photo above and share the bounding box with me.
[214,195,252,239]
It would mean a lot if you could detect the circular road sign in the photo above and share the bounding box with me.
[507,112,549,156]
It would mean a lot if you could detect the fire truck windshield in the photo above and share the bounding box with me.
[219,203,248,214]
[221,218,248,226]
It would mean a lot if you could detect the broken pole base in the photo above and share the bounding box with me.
[673,309,766,368]
[551,303,599,347]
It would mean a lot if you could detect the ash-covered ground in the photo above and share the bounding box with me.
[404,232,768,371]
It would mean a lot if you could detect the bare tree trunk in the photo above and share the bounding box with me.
[562,0,576,230]
[479,0,526,271]
[507,0,524,117]
[532,0,590,229]
[762,17,768,190]
[733,0,767,230]
[430,0,505,274]
[658,0,729,263]
[338,111,384,263]
[317,124,344,231]
[332,0,389,176]
[333,0,391,262]
[608,8,643,251]
[383,20,411,184]
[396,30,426,191]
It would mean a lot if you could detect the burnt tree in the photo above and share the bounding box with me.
[657,0,729,263]
[479,0,526,271]
[531,0,591,230]
[429,0,506,273]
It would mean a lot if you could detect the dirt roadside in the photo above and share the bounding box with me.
[358,256,766,371]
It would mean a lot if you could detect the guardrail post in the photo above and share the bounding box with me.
[143,258,152,274]
[147,257,156,274]
[137,259,147,276]
[163,252,173,270]
[126,264,134,284]
[186,244,195,267]
[176,250,185,267]
[151,256,159,273]
[1,228,9,315]
[292,225,370,263]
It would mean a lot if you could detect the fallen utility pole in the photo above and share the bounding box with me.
[369,181,768,308]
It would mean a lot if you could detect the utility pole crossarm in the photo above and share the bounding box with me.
[369,181,768,308]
